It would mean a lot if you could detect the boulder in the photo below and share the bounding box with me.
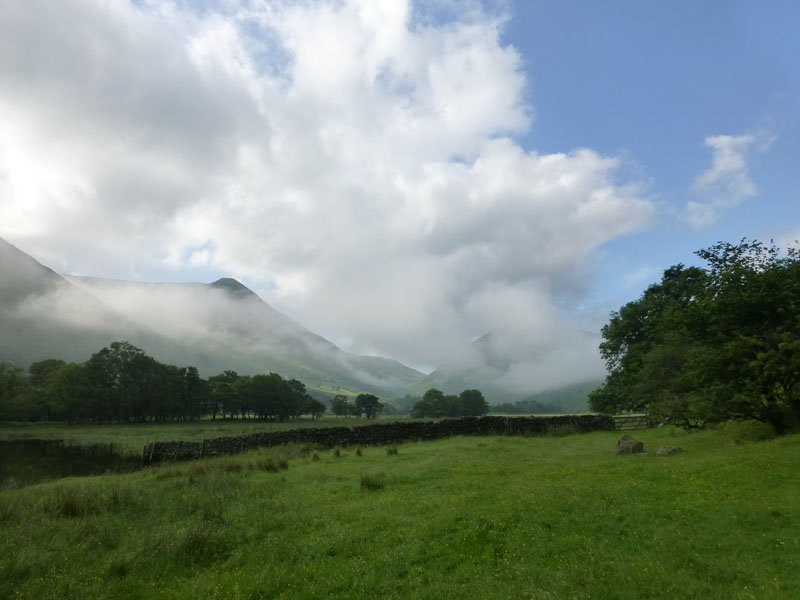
[656,445,683,456]
[616,434,644,454]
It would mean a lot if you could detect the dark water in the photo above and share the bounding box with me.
[0,439,141,490]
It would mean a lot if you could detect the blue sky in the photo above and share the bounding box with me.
[504,0,800,309]
[0,0,798,381]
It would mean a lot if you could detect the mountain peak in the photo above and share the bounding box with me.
[210,277,257,299]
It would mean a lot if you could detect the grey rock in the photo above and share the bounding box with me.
[616,434,644,454]
[656,445,683,456]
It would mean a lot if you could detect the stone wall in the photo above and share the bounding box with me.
[142,414,615,464]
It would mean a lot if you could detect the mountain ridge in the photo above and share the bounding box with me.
[0,237,423,396]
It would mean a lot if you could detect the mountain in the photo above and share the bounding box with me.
[0,237,202,369]
[515,380,602,414]
[0,237,423,396]
[411,330,604,411]
[67,275,423,395]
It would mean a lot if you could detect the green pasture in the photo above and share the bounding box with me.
[1,422,797,599]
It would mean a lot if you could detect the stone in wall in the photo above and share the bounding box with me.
[142,414,615,464]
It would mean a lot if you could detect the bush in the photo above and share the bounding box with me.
[360,472,386,491]
[545,424,580,437]
[223,460,244,473]
[190,463,208,476]
[52,487,82,518]
[177,525,231,566]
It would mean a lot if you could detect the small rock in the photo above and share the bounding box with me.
[656,446,683,456]
[616,435,644,454]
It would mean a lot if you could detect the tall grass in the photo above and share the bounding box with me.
[1,426,798,599]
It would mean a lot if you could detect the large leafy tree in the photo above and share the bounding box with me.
[0,362,28,420]
[411,388,488,418]
[330,394,354,417]
[303,396,327,419]
[590,240,800,432]
[208,370,239,419]
[354,393,383,419]
[458,389,489,417]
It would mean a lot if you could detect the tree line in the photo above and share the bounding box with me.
[0,339,498,424]
[590,239,800,433]
[328,394,384,419]
[409,388,489,418]
[0,341,328,423]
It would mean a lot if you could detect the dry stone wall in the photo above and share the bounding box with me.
[142,414,615,464]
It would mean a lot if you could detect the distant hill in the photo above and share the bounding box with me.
[0,237,205,369]
[0,237,423,396]
[411,332,603,412]
[1,236,603,403]
[492,380,602,414]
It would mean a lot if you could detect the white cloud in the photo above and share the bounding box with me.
[0,0,654,377]
[684,133,768,228]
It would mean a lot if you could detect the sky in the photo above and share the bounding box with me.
[1,0,798,378]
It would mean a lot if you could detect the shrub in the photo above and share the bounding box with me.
[177,525,231,566]
[545,424,579,437]
[223,460,244,473]
[252,457,280,472]
[360,472,386,491]
[49,487,84,518]
[298,444,313,458]
[190,463,208,476]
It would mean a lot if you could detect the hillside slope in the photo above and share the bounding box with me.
[0,237,423,395]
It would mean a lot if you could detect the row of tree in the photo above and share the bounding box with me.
[589,240,800,432]
[410,388,489,418]
[490,399,559,415]
[329,394,384,419]
[0,341,326,423]
[1,344,496,424]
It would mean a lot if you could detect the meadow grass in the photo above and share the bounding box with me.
[1,422,797,599]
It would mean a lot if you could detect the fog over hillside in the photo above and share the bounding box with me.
[67,274,424,394]
[0,237,209,370]
[1,237,423,395]
[414,329,604,401]
[2,235,605,402]
[68,272,606,399]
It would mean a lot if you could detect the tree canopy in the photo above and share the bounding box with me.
[589,239,800,432]
[411,388,489,418]
[354,393,383,419]
[0,341,328,423]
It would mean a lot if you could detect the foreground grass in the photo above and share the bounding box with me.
[0,416,411,456]
[1,423,797,599]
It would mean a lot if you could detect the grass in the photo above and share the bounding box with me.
[0,423,798,598]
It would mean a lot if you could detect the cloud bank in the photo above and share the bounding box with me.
[0,0,653,385]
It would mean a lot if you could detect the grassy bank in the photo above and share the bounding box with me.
[1,423,797,599]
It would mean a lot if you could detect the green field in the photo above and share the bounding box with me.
[1,422,797,599]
